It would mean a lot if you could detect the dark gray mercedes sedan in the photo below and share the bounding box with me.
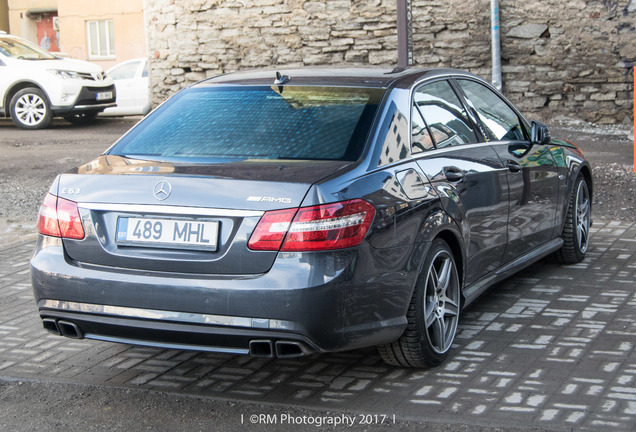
[31,68,592,367]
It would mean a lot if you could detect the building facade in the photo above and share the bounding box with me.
[0,0,9,32]
[6,0,145,69]
[143,0,635,125]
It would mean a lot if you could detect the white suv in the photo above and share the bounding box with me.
[0,32,116,129]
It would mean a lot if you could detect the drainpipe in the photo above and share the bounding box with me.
[397,0,413,68]
[491,0,502,90]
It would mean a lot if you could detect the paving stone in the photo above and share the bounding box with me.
[1,220,635,430]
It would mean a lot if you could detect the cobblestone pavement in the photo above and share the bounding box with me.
[1,220,635,431]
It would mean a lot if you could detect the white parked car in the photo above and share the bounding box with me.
[101,57,151,116]
[0,31,116,129]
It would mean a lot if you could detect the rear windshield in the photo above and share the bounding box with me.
[108,85,384,162]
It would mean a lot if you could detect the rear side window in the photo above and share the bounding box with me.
[457,79,526,142]
[411,106,435,153]
[412,80,478,150]
[109,86,383,161]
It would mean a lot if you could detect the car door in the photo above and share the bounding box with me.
[411,79,510,286]
[455,78,560,263]
[108,59,142,113]
[0,55,7,112]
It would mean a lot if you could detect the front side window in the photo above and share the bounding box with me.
[413,80,478,149]
[109,86,383,162]
[457,79,526,142]
[87,20,115,59]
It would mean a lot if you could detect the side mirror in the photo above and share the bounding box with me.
[531,121,551,145]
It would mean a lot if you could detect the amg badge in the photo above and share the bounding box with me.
[247,196,292,204]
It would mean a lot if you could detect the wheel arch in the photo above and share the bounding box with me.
[414,209,465,294]
[578,164,593,202]
[4,81,49,112]
[435,228,465,302]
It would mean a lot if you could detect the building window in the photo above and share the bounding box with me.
[86,20,115,59]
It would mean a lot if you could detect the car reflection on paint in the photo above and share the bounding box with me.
[31,67,592,367]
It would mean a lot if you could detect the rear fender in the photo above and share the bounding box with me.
[408,209,465,302]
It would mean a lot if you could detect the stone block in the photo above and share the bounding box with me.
[590,92,617,101]
[345,50,368,62]
[368,49,396,65]
[185,71,207,82]
[506,23,549,39]
[330,38,355,46]
[321,45,349,53]
[303,1,326,15]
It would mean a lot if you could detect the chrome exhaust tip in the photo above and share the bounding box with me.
[274,340,313,358]
[249,339,274,358]
[57,320,84,339]
[42,318,61,335]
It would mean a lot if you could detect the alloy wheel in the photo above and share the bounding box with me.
[576,179,591,254]
[15,93,48,127]
[423,249,460,354]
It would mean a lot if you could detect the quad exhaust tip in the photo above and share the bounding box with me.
[57,320,83,339]
[42,319,311,358]
[42,318,84,339]
[42,318,60,335]
[248,339,313,359]
[249,339,274,358]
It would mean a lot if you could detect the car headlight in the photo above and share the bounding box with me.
[47,69,82,79]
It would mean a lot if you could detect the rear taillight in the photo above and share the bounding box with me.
[247,208,297,251]
[248,199,375,252]
[37,193,85,240]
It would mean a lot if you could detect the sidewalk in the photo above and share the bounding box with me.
[1,220,635,431]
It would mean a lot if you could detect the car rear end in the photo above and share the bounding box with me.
[31,77,407,358]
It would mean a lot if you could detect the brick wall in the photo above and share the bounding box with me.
[143,0,635,124]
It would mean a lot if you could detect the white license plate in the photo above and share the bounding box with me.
[116,217,218,250]
[96,91,113,101]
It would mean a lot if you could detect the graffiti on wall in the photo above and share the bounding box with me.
[36,14,60,52]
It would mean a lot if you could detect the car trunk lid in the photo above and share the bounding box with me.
[58,155,350,275]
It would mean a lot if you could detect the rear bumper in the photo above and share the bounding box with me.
[31,236,418,356]
[38,305,318,357]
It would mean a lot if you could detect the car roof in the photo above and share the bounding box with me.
[197,67,481,90]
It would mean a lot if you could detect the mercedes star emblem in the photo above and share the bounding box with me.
[153,180,172,201]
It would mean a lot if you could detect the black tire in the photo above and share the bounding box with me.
[553,174,591,264]
[9,87,52,130]
[64,110,98,125]
[378,238,461,368]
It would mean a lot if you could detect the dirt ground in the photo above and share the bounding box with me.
[0,116,634,249]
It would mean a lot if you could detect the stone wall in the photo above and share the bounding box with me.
[143,0,635,124]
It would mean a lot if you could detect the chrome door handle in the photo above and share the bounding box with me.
[443,167,465,182]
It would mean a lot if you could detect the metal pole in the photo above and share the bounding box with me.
[397,0,413,68]
[491,0,502,90]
